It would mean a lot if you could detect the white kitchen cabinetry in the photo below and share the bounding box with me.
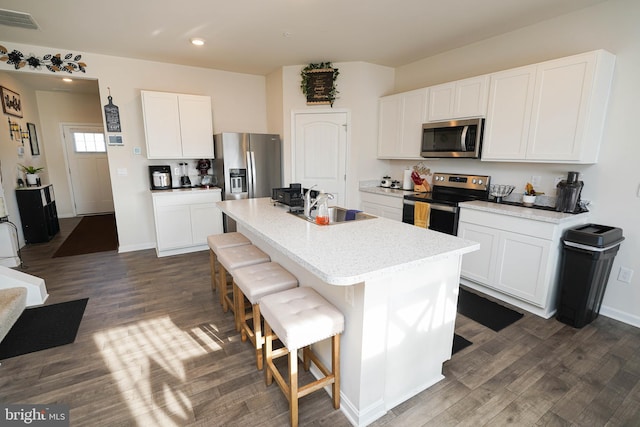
[458,206,587,318]
[141,90,214,159]
[360,191,403,221]
[377,88,428,159]
[482,50,615,163]
[151,189,223,257]
[427,75,489,121]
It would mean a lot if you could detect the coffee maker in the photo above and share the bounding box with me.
[149,165,172,190]
[556,171,583,213]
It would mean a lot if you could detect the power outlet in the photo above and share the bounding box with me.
[554,176,565,186]
[531,175,541,187]
[618,267,634,284]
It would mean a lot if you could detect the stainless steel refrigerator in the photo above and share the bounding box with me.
[213,132,282,231]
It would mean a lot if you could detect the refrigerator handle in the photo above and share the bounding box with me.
[250,151,257,197]
[246,150,254,197]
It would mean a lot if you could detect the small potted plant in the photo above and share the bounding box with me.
[19,164,44,186]
[523,182,543,206]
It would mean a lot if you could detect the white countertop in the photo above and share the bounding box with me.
[359,186,417,198]
[217,198,479,285]
[460,200,590,224]
[151,186,221,195]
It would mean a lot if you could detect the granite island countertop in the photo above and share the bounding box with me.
[217,197,479,286]
[460,200,590,224]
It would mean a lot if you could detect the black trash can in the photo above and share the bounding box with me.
[556,224,624,328]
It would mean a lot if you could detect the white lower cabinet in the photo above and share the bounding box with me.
[152,189,223,257]
[359,191,403,221]
[458,207,587,318]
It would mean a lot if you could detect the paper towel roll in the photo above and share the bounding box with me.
[0,196,6,218]
[403,169,413,190]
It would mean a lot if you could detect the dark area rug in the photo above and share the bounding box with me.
[458,288,524,332]
[53,214,117,258]
[0,298,88,360]
[452,333,472,355]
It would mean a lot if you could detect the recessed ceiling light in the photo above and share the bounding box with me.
[62,78,73,82]
[190,38,205,46]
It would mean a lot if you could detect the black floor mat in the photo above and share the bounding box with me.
[457,288,523,332]
[452,333,472,355]
[0,298,88,359]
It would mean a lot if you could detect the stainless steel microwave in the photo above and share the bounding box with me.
[421,118,484,159]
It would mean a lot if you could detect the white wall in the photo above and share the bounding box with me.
[0,72,45,246]
[389,0,640,326]
[0,42,269,253]
[35,90,103,218]
[280,61,394,208]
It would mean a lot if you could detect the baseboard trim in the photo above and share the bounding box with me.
[599,305,640,328]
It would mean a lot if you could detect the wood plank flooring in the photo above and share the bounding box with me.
[1,218,639,426]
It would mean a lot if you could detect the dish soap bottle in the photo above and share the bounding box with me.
[315,190,330,225]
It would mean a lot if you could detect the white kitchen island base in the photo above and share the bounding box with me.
[219,198,478,426]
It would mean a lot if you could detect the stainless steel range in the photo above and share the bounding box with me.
[403,172,491,235]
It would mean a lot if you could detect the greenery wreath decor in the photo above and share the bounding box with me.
[300,62,339,107]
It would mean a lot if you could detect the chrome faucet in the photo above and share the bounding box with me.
[304,185,318,219]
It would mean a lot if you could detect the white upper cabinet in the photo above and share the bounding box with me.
[142,90,214,159]
[482,65,537,160]
[482,50,615,163]
[377,88,428,159]
[427,75,489,121]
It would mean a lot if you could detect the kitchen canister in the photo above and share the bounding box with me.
[403,169,413,190]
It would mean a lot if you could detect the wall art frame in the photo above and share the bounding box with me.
[27,122,40,155]
[1,86,23,117]
[300,62,339,107]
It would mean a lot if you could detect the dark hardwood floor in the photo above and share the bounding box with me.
[1,218,639,426]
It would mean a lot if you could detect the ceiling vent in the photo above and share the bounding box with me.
[0,9,39,30]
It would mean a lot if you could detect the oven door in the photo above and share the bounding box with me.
[402,199,459,235]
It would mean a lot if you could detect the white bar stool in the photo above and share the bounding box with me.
[217,244,270,329]
[207,232,251,295]
[260,287,344,427]
[234,262,298,370]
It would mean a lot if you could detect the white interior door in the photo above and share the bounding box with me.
[293,111,348,206]
[63,125,114,215]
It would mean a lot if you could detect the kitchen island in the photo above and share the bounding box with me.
[217,198,479,426]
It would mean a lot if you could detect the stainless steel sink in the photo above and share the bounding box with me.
[289,206,376,225]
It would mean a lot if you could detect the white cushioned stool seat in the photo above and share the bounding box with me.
[216,245,270,326]
[260,287,344,350]
[207,232,251,295]
[207,232,250,252]
[234,262,298,370]
[260,287,344,427]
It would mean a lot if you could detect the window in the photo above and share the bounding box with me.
[73,132,106,153]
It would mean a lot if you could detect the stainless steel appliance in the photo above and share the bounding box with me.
[403,173,490,235]
[421,118,484,159]
[149,165,172,190]
[213,132,282,230]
